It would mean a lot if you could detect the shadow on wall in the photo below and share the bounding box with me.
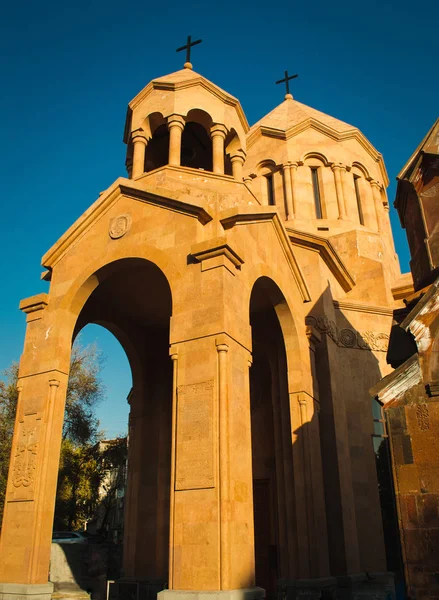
[304,287,404,597]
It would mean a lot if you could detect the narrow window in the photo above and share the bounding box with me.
[266,174,275,206]
[354,175,364,225]
[311,167,322,218]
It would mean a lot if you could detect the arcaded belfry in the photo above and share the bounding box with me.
[0,58,407,600]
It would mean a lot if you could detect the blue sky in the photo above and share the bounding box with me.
[0,0,437,437]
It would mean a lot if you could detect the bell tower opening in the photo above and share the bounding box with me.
[181,109,213,171]
[144,113,169,172]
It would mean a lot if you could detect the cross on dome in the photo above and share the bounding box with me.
[275,70,298,100]
[176,35,203,70]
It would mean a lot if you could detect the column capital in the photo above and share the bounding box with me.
[331,162,346,172]
[230,149,246,162]
[370,179,383,190]
[167,114,186,130]
[210,123,228,138]
[131,129,148,144]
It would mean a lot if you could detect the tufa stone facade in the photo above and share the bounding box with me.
[0,63,406,600]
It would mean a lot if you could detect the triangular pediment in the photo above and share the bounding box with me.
[42,177,213,270]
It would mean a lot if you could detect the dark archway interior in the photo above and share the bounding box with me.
[181,121,213,171]
[250,278,294,597]
[144,124,170,172]
[75,259,173,583]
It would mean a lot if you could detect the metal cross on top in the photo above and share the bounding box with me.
[275,70,299,96]
[176,35,203,67]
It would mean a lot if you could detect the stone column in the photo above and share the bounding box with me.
[210,124,228,175]
[357,177,378,230]
[0,295,70,596]
[165,333,257,593]
[131,131,148,178]
[370,180,384,233]
[282,163,294,219]
[230,150,246,181]
[290,162,298,218]
[331,163,347,219]
[339,165,351,218]
[168,115,185,167]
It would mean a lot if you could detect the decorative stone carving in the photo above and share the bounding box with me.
[109,214,132,239]
[339,328,356,347]
[305,315,390,352]
[175,379,215,490]
[12,426,38,488]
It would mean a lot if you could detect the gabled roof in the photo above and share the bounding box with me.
[249,97,355,135]
[397,118,439,182]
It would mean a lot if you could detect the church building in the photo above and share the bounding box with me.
[0,48,406,600]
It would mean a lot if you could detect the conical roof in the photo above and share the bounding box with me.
[249,96,356,134]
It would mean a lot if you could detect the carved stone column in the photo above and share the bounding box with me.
[210,124,228,175]
[167,114,185,167]
[230,150,246,181]
[339,164,351,218]
[370,180,384,233]
[290,162,299,218]
[282,163,294,219]
[131,131,148,178]
[331,163,347,219]
[357,177,378,230]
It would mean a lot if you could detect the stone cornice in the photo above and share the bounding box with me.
[219,207,311,303]
[286,228,355,293]
[125,77,249,141]
[42,178,213,270]
[333,300,393,316]
[247,119,389,187]
[190,236,244,270]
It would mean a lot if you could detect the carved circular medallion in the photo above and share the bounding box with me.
[109,214,132,239]
[339,328,356,347]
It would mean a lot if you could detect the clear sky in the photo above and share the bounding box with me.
[1,0,437,437]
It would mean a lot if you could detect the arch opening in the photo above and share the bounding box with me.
[70,258,173,585]
[249,277,295,597]
[144,113,170,172]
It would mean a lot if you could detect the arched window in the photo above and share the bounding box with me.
[311,167,323,218]
[257,161,277,206]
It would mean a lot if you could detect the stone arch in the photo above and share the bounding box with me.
[70,256,174,582]
[181,109,213,170]
[301,151,330,167]
[143,112,169,172]
[249,275,303,588]
[64,244,180,320]
[351,160,371,180]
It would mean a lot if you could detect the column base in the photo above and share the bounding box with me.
[278,577,337,599]
[278,572,395,599]
[158,588,265,600]
[336,572,395,599]
[0,583,54,600]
